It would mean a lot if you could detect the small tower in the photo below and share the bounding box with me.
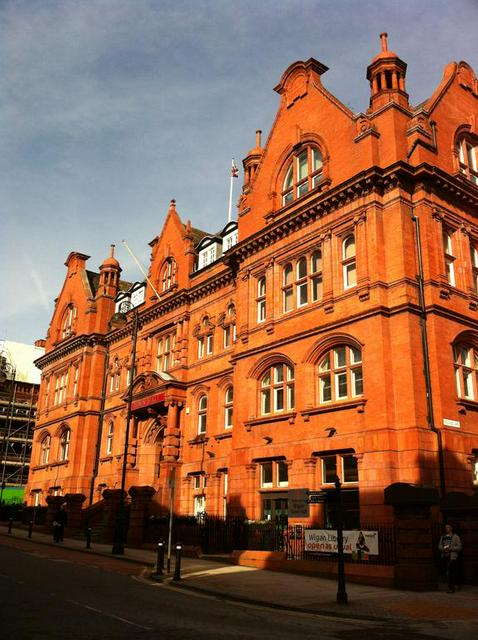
[97,244,121,299]
[242,130,264,192]
[367,33,409,111]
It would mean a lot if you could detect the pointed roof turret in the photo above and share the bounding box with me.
[242,129,264,192]
[367,32,409,111]
[98,244,121,298]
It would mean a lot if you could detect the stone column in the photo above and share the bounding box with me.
[322,232,334,313]
[385,483,440,591]
[101,488,126,543]
[162,402,180,461]
[64,493,86,534]
[127,485,156,547]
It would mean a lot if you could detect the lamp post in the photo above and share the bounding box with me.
[334,476,348,604]
[0,352,17,505]
[112,303,139,555]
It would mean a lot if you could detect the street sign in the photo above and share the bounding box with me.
[307,491,328,504]
[288,488,309,517]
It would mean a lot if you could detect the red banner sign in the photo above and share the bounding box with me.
[131,392,165,412]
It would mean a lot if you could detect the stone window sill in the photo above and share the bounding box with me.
[244,412,296,431]
[301,398,366,420]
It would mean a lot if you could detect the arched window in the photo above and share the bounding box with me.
[59,428,71,461]
[457,137,478,186]
[454,344,478,400]
[198,395,208,434]
[443,231,455,286]
[161,258,177,292]
[260,364,295,415]
[282,147,323,205]
[40,434,51,465]
[106,422,114,455]
[257,277,266,322]
[318,345,363,403]
[342,235,357,289]
[224,387,233,429]
[61,305,76,339]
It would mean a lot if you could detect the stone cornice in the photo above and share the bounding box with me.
[35,334,108,370]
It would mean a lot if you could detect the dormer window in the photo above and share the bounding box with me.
[282,147,323,205]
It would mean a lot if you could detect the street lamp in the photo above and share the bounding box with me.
[112,302,139,555]
[0,352,17,505]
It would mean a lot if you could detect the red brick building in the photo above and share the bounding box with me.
[26,35,478,526]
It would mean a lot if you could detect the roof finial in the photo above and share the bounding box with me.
[380,32,388,52]
[170,198,176,208]
[109,244,115,258]
[255,129,262,147]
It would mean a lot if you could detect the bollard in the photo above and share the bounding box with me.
[8,518,13,534]
[86,527,92,549]
[28,521,33,538]
[173,543,182,581]
[156,540,164,575]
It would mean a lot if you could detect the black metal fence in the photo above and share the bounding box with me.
[145,515,396,565]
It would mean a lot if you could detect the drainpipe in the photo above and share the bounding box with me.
[411,212,446,496]
[89,346,110,506]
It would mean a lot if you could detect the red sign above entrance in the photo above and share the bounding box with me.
[131,392,166,412]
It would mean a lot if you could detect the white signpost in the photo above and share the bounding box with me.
[304,529,379,558]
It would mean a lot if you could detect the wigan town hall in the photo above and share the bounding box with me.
[26,34,478,530]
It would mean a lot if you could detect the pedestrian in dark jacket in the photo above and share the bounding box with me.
[438,523,462,593]
[53,504,67,543]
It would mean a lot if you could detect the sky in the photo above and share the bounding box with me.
[2,0,478,345]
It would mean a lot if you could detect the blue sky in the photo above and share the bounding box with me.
[2,0,478,344]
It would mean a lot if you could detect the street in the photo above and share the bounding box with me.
[0,539,476,640]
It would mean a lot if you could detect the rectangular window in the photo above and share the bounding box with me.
[223,325,231,348]
[352,367,363,396]
[261,389,271,414]
[297,281,308,306]
[283,287,293,312]
[198,337,204,359]
[258,299,266,322]
[261,462,273,488]
[312,276,322,302]
[206,334,214,355]
[336,372,348,398]
[342,456,358,483]
[322,457,337,484]
[344,263,357,288]
[320,375,332,402]
[277,461,288,487]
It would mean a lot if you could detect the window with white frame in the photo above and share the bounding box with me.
[321,453,358,484]
[471,244,478,293]
[157,334,173,372]
[260,364,295,415]
[454,344,478,400]
[40,434,51,465]
[319,345,363,404]
[223,324,232,348]
[224,386,233,429]
[61,305,76,339]
[59,428,71,461]
[198,336,205,359]
[33,491,42,507]
[260,460,289,488]
[458,138,478,186]
[161,258,176,292]
[443,231,456,286]
[282,147,323,205]
[55,371,68,405]
[342,235,357,289]
[198,395,208,434]
[257,276,266,322]
[106,422,114,455]
[206,334,214,356]
[72,366,79,397]
[282,249,322,313]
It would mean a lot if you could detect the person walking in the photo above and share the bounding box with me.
[438,523,462,593]
[53,504,68,543]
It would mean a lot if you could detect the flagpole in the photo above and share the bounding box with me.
[121,240,162,302]
[228,158,235,223]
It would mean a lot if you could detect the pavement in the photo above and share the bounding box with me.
[1,524,477,623]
